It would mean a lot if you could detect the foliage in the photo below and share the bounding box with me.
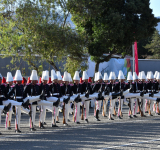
[67,0,160,71]
[144,30,160,59]
[0,0,87,75]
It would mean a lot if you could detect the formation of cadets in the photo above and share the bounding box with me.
[0,69,160,134]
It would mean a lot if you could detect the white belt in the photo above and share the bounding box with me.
[14,96,23,99]
[52,93,59,96]
[0,95,4,98]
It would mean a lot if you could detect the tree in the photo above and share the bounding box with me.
[144,30,160,59]
[67,0,160,72]
[0,0,87,75]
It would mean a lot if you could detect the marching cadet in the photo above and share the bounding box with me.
[131,72,139,118]
[92,72,105,121]
[126,72,135,118]
[153,72,160,115]
[5,72,34,131]
[81,71,93,123]
[49,70,61,127]
[102,73,109,117]
[116,70,126,119]
[0,73,12,134]
[146,72,154,116]
[72,71,82,124]
[38,70,59,128]
[5,72,14,130]
[155,72,160,114]
[56,71,63,123]
[7,70,30,133]
[61,72,72,126]
[23,70,41,131]
[138,71,147,117]
[67,73,74,122]
[108,72,116,120]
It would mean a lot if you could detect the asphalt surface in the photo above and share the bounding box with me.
[0,105,160,150]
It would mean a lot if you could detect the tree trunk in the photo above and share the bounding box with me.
[95,62,100,72]
[93,62,100,81]
[48,61,59,71]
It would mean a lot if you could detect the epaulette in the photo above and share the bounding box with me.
[115,82,119,84]
[70,84,74,86]
[60,84,64,86]
[79,83,83,85]
[26,83,30,86]
[107,83,110,85]
[91,83,95,86]
[36,83,40,86]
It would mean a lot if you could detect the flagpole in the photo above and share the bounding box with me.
[132,43,135,73]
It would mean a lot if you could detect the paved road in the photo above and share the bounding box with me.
[0,106,160,150]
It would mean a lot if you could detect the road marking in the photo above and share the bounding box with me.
[98,138,160,149]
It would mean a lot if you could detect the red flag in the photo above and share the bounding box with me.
[134,41,139,75]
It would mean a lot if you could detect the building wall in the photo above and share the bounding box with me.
[130,59,160,74]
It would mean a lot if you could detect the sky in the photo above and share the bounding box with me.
[150,0,160,17]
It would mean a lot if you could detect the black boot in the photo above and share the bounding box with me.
[15,125,21,133]
[30,121,36,131]
[118,116,122,119]
[128,115,133,119]
[52,124,58,127]
[43,122,47,125]
[52,119,58,127]
[8,127,12,130]
[85,119,89,123]
[30,127,36,131]
[108,117,114,120]
[40,122,45,129]
[3,103,11,114]
[95,110,100,121]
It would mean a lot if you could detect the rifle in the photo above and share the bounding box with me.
[52,84,55,124]
[81,83,88,120]
[102,99,105,117]
[30,84,33,129]
[63,85,67,124]
[39,84,44,127]
[14,85,17,130]
[73,85,78,122]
